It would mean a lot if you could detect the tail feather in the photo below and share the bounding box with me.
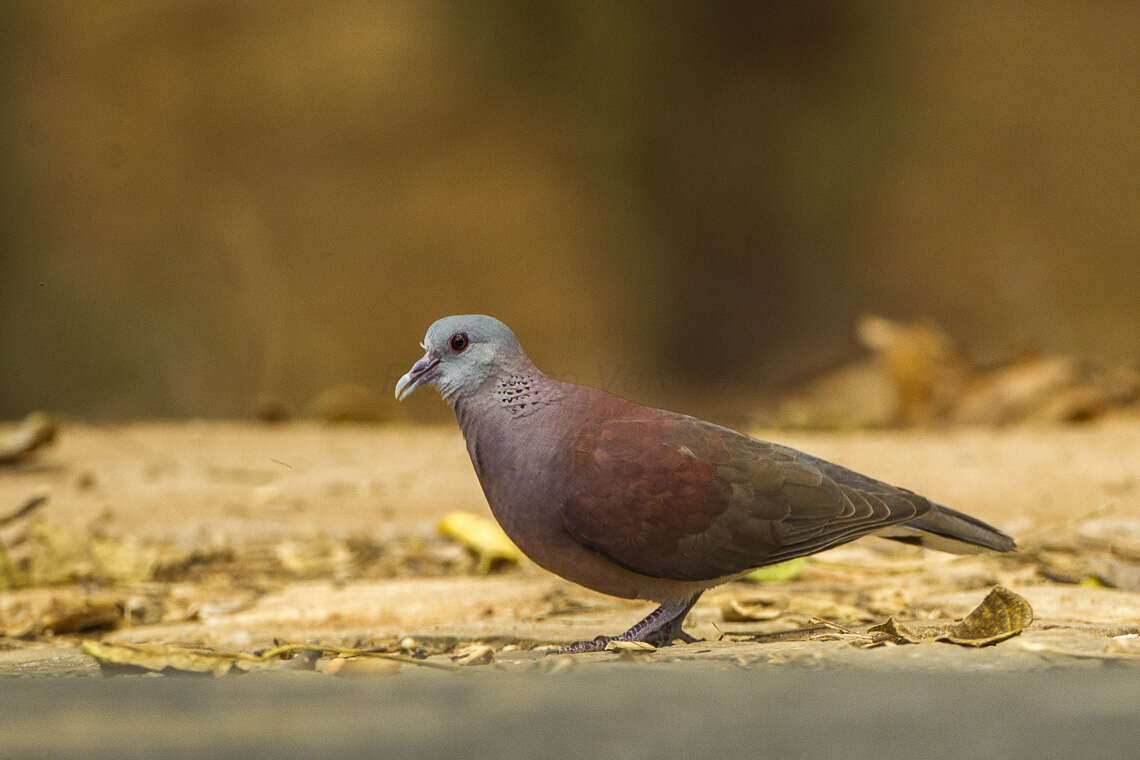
[875,503,1016,555]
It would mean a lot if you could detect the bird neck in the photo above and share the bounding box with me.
[451,367,574,523]
[451,364,563,434]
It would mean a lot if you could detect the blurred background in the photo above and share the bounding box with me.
[1,0,1137,424]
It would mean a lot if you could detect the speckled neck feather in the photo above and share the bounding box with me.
[494,373,559,417]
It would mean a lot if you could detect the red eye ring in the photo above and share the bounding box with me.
[449,332,469,352]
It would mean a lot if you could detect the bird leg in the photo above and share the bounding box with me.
[556,593,702,654]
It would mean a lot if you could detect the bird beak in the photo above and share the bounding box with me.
[394,352,440,401]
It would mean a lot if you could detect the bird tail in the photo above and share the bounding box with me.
[874,503,1016,555]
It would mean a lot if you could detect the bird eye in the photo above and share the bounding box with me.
[449,332,469,352]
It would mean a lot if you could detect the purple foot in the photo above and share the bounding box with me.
[554,593,703,654]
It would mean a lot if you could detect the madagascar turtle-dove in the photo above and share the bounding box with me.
[395,315,1016,651]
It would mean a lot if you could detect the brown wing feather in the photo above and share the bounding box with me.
[560,405,932,581]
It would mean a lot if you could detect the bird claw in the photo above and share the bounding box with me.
[552,595,703,654]
[553,630,700,655]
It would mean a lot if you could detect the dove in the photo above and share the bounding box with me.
[395,315,1015,652]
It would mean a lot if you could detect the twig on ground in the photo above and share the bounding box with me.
[0,494,48,528]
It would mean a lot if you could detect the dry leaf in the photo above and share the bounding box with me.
[604,640,656,654]
[940,586,1033,646]
[867,616,928,644]
[862,588,1033,649]
[437,511,522,574]
[81,640,280,677]
[82,640,453,677]
[39,599,122,636]
[723,624,836,644]
[451,643,495,666]
[3,596,123,638]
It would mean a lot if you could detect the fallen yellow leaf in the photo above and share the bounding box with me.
[437,511,522,574]
[743,558,807,583]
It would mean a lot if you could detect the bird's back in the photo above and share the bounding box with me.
[557,388,1009,581]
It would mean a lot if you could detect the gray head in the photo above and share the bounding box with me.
[395,315,529,403]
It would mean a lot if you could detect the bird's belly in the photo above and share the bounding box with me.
[466,411,732,602]
[489,493,729,603]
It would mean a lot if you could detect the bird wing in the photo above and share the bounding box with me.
[560,409,933,581]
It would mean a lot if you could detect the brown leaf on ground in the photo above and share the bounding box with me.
[2,594,123,638]
[940,586,1033,647]
[605,640,656,655]
[916,585,1137,626]
[451,642,495,666]
[867,616,930,645]
[860,588,1034,649]
[720,624,837,644]
[79,641,381,677]
[81,640,283,677]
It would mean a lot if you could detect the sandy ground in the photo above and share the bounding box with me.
[1,418,1138,680]
[5,419,1138,537]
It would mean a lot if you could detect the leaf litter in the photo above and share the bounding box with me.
[81,641,459,677]
[3,420,1138,674]
[862,586,1033,648]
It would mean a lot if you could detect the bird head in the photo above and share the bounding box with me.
[395,315,525,402]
